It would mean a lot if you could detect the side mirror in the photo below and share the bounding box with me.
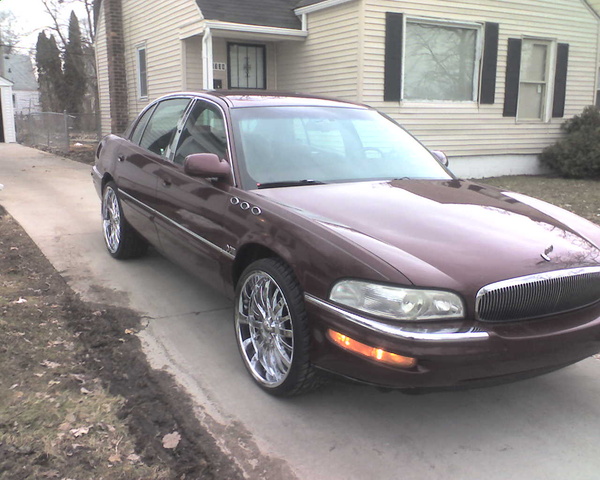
[431,150,449,167]
[184,153,231,179]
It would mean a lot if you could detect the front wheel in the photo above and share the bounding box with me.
[101,181,148,259]
[234,258,320,396]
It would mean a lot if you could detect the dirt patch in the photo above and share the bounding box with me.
[33,144,96,165]
[0,205,243,479]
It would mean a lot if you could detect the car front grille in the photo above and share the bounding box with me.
[475,267,600,322]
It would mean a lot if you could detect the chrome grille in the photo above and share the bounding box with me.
[476,267,600,322]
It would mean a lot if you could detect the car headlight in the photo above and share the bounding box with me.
[329,280,464,321]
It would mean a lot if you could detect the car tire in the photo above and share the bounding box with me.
[101,181,148,259]
[234,258,321,396]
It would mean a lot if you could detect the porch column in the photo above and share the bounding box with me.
[202,27,214,90]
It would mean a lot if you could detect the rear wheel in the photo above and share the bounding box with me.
[234,258,320,396]
[101,181,148,259]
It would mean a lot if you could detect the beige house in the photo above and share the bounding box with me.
[95,0,600,177]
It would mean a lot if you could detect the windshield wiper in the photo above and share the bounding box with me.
[257,179,327,189]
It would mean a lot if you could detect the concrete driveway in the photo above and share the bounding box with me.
[1,143,600,480]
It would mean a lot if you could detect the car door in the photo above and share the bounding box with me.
[114,97,191,246]
[152,99,235,291]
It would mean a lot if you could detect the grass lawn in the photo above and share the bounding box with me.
[479,175,600,225]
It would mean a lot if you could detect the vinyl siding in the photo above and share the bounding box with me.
[361,0,600,156]
[95,8,111,136]
[121,0,203,118]
[0,84,17,142]
[276,1,361,100]
[183,36,203,91]
[12,90,41,114]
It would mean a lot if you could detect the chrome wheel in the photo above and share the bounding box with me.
[102,185,121,254]
[235,270,294,387]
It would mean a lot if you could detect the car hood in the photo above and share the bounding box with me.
[255,180,600,292]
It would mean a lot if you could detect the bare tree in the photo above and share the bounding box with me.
[0,10,21,53]
[38,0,99,118]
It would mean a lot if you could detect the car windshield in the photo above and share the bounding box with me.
[230,106,452,189]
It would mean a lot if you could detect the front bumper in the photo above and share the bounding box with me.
[305,295,600,390]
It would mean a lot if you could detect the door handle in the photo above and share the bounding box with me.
[117,155,125,162]
[162,179,172,187]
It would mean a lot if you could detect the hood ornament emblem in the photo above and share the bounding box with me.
[540,245,554,262]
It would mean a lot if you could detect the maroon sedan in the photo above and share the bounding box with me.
[92,92,600,396]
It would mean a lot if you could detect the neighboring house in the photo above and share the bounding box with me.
[1,53,41,115]
[95,0,600,177]
[0,75,16,143]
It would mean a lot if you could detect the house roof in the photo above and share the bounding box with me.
[294,0,327,7]
[196,0,302,29]
[2,54,38,91]
[0,75,14,88]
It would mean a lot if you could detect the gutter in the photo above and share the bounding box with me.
[203,20,307,39]
[294,0,356,16]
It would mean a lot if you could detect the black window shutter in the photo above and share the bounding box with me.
[503,38,522,117]
[480,22,499,104]
[384,12,403,102]
[552,43,569,118]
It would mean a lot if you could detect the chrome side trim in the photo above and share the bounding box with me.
[305,294,489,341]
[118,189,235,260]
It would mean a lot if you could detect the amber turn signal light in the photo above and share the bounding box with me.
[327,329,417,368]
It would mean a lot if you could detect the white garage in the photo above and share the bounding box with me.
[0,76,16,143]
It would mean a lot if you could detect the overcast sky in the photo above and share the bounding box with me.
[0,0,88,53]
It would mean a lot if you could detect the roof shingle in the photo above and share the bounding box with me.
[196,0,303,29]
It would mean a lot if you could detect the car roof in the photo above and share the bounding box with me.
[157,91,370,110]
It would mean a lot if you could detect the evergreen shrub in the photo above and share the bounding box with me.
[539,106,600,179]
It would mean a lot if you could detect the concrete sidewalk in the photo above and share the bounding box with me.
[2,143,600,480]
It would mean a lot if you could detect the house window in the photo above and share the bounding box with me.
[384,13,498,104]
[517,40,552,121]
[136,45,148,98]
[228,43,266,89]
[404,20,481,101]
[503,38,568,120]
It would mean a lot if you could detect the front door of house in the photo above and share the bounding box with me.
[227,43,266,90]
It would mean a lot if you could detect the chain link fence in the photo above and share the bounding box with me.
[15,112,101,153]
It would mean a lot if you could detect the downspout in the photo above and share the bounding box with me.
[581,0,600,105]
[592,10,600,107]
[202,26,213,90]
